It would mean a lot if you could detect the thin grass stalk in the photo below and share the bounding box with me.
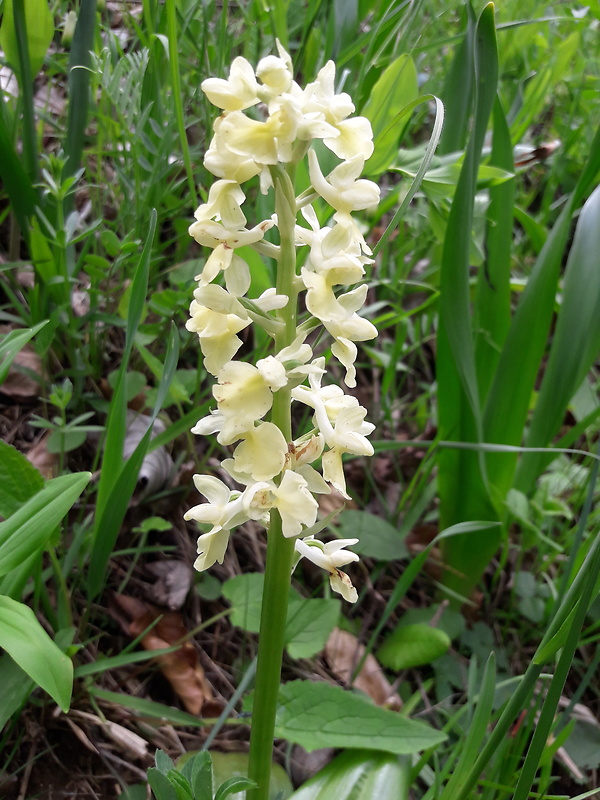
[247,166,298,800]
[165,0,197,208]
[11,0,38,186]
[448,527,600,800]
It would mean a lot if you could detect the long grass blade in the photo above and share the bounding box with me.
[515,184,600,493]
[483,123,600,497]
[436,3,500,595]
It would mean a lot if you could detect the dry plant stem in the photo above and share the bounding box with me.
[247,166,298,800]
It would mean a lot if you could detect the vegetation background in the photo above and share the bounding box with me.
[0,0,600,797]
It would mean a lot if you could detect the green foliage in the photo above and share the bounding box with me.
[222,573,340,659]
[272,680,446,754]
[288,749,410,800]
[377,623,450,670]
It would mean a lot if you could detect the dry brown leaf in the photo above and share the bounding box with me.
[27,434,59,479]
[325,628,401,711]
[124,411,173,495]
[145,561,193,610]
[70,710,148,758]
[112,594,216,716]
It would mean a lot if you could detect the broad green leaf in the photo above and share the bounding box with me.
[362,54,418,176]
[0,440,44,518]
[377,624,450,670]
[223,574,339,658]
[0,321,47,385]
[222,573,266,633]
[515,184,600,494]
[335,510,408,561]
[0,654,34,728]
[274,680,446,754]
[0,0,54,76]
[285,597,340,659]
[0,595,72,710]
[177,751,292,800]
[288,749,409,800]
[0,471,91,578]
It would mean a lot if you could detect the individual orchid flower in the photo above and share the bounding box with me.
[308,149,380,213]
[186,294,250,376]
[248,470,322,539]
[201,56,259,111]
[295,536,360,602]
[225,422,289,482]
[184,475,251,570]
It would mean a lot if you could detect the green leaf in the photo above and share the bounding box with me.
[377,624,450,670]
[89,688,208,728]
[222,573,266,633]
[0,440,44,518]
[362,53,419,175]
[0,595,73,710]
[274,680,446,754]
[0,322,47,385]
[0,0,54,76]
[179,751,212,800]
[155,749,176,775]
[0,472,91,578]
[147,768,177,800]
[515,184,600,494]
[0,654,34,728]
[223,574,339,658]
[285,597,340,659]
[214,776,257,800]
[436,2,501,597]
[288,749,410,800]
[336,510,408,561]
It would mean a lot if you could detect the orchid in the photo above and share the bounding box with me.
[184,44,379,799]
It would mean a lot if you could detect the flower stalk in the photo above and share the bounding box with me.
[184,43,380,798]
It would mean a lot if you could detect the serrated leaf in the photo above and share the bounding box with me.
[0,471,91,577]
[288,749,409,800]
[0,440,44,518]
[0,595,73,710]
[377,624,450,670]
[336,510,408,561]
[275,680,446,753]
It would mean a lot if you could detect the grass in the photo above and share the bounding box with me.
[0,0,599,797]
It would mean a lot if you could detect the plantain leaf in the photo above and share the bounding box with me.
[377,624,450,670]
[274,680,446,754]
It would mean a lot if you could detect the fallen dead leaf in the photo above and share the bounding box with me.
[111,594,218,716]
[69,710,148,759]
[145,561,193,610]
[27,434,59,479]
[325,628,401,711]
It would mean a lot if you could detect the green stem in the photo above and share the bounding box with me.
[247,165,298,800]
